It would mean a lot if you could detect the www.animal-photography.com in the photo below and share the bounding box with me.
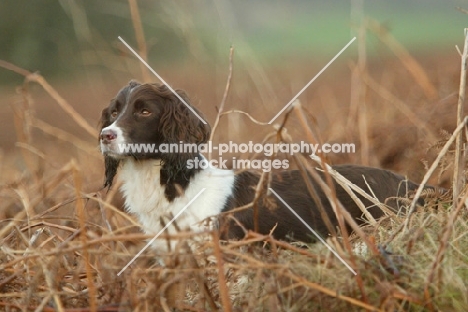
[1,1,467,311]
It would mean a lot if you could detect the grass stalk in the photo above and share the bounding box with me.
[452,28,468,202]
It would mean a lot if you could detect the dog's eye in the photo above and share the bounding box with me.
[139,109,151,116]
[111,110,118,118]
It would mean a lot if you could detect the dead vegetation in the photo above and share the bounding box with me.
[1,3,468,312]
[0,160,466,311]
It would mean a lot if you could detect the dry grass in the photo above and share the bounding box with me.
[1,65,467,312]
[0,167,466,311]
[1,5,468,311]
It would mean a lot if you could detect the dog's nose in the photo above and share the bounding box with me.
[100,129,117,143]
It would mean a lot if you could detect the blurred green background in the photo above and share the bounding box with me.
[0,0,466,85]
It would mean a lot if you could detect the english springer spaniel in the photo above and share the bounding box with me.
[100,81,426,250]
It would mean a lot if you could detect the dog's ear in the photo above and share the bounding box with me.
[104,156,120,189]
[99,107,112,130]
[154,85,211,200]
[158,87,211,145]
[99,106,120,189]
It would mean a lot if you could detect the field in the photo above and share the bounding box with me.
[1,2,468,311]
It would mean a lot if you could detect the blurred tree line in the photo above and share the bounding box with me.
[1,0,466,85]
[0,0,193,84]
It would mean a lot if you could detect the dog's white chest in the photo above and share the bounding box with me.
[119,159,235,248]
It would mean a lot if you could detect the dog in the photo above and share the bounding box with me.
[100,81,432,250]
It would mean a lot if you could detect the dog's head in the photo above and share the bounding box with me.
[100,81,211,191]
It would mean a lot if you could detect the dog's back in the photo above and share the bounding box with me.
[220,164,426,242]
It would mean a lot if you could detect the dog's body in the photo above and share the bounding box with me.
[100,81,428,250]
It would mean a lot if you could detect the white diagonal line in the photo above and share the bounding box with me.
[268,187,357,275]
[117,188,206,276]
[118,36,207,125]
[268,37,356,124]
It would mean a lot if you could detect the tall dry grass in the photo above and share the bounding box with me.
[1,3,468,312]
